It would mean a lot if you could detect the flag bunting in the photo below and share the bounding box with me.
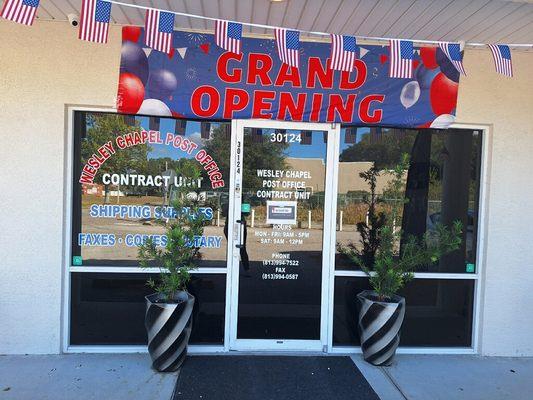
[330,34,357,72]
[79,0,112,43]
[145,9,175,54]
[1,0,523,78]
[275,28,300,68]
[215,19,242,54]
[438,42,466,75]
[0,0,40,26]
[488,44,513,77]
[389,39,413,79]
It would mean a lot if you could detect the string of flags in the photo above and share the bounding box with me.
[144,9,174,54]
[389,39,413,79]
[439,42,467,76]
[330,34,357,72]
[488,44,513,78]
[215,19,242,55]
[0,0,522,78]
[275,28,300,69]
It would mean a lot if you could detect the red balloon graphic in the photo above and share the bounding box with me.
[123,26,142,43]
[117,73,145,114]
[430,73,458,115]
[380,54,388,64]
[420,46,438,69]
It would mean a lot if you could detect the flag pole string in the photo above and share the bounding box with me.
[108,0,533,48]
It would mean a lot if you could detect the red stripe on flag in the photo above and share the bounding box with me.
[1,0,38,25]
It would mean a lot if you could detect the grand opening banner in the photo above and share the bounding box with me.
[117,27,460,128]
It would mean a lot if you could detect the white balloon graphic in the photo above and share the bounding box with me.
[400,81,421,109]
[138,98,172,116]
[430,114,456,129]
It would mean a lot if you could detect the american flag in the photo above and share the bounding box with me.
[488,44,513,77]
[215,20,242,54]
[345,127,357,144]
[389,39,413,79]
[145,9,175,54]
[301,131,312,145]
[0,0,40,26]
[201,122,211,139]
[330,34,357,72]
[275,28,300,68]
[438,42,466,75]
[79,0,111,44]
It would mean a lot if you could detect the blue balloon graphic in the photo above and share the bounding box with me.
[120,42,149,86]
[146,69,178,101]
[436,48,460,83]
[415,64,439,90]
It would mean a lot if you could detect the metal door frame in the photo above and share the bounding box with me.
[227,119,340,352]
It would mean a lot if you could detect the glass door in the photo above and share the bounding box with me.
[228,119,339,351]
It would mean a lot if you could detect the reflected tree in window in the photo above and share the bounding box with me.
[203,127,289,195]
[81,114,150,203]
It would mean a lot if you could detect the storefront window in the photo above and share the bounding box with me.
[69,112,482,350]
[333,277,474,347]
[335,127,481,273]
[69,111,230,347]
[72,112,231,268]
[70,273,226,345]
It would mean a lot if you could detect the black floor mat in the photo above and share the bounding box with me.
[173,356,380,400]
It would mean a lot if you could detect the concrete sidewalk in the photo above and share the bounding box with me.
[353,354,533,400]
[1,353,532,400]
[0,354,177,400]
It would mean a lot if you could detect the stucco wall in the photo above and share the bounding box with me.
[457,50,533,356]
[0,21,120,354]
[0,20,532,356]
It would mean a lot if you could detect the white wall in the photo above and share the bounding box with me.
[0,20,532,356]
[0,21,120,354]
[458,50,533,356]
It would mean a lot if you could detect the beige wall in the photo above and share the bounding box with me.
[457,50,533,356]
[1,20,533,356]
[286,158,395,194]
[285,158,326,193]
[0,21,120,354]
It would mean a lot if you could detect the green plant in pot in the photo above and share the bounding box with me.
[138,162,206,372]
[339,154,462,366]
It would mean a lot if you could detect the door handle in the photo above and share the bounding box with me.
[235,219,245,248]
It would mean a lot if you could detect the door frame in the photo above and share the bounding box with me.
[227,119,341,352]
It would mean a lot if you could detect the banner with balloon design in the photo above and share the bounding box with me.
[117,26,460,128]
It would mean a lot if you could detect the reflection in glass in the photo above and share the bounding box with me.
[236,128,327,340]
[333,277,474,347]
[70,273,226,345]
[335,127,481,273]
[73,112,231,268]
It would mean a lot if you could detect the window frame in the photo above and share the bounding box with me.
[327,123,490,355]
[62,106,490,355]
[62,106,230,354]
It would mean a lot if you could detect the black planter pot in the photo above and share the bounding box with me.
[145,291,195,372]
[357,290,405,366]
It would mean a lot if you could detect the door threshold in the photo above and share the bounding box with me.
[191,350,332,357]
